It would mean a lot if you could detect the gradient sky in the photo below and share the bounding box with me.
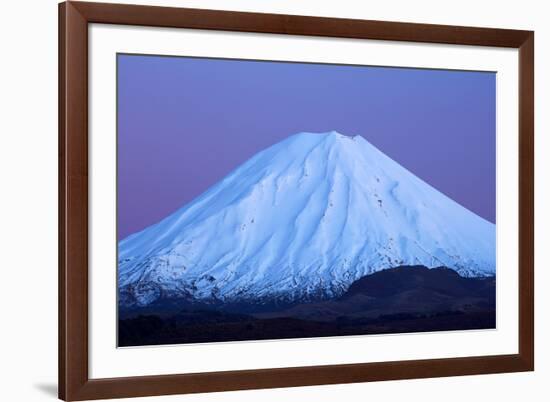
[117,54,496,240]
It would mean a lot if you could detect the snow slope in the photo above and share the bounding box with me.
[118,131,496,307]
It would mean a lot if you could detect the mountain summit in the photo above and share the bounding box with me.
[118,131,495,307]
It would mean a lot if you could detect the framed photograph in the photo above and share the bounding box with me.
[59,1,534,400]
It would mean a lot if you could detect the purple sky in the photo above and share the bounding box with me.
[117,54,496,240]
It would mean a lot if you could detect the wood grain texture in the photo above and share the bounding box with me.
[72,1,531,47]
[59,2,89,400]
[58,1,534,400]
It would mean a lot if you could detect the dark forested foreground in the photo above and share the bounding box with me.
[118,266,496,347]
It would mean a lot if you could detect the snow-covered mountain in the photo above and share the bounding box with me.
[118,131,495,307]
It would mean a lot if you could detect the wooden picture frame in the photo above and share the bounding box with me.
[59,1,534,400]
